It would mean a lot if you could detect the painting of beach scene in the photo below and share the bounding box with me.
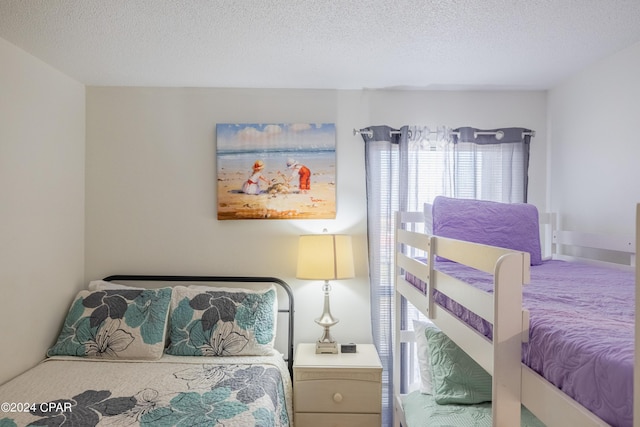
[216,123,337,220]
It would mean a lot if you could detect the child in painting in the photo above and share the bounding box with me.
[242,160,269,195]
[285,158,311,193]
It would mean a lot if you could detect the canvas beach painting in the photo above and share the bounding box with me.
[216,123,337,220]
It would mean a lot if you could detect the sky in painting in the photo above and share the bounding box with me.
[216,123,336,153]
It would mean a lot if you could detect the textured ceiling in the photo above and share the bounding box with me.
[1,0,640,90]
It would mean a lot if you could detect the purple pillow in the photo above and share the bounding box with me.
[432,196,542,266]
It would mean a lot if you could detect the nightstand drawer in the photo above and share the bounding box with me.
[294,378,382,413]
[295,413,381,427]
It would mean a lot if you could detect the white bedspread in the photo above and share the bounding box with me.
[0,353,293,426]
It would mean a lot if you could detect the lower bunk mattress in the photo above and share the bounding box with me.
[406,259,634,427]
[0,353,292,427]
[401,390,543,427]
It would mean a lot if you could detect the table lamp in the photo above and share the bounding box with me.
[297,233,355,354]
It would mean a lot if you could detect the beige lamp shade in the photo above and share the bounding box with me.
[296,234,355,280]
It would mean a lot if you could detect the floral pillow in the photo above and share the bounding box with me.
[47,288,172,360]
[166,285,277,357]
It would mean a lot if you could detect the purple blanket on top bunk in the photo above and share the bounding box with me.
[407,259,634,427]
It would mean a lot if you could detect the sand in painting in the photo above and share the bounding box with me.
[217,151,336,220]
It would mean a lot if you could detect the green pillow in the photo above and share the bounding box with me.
[424,323,492,404]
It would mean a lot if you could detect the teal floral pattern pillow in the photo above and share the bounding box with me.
[424,322,493,404]
[47,288,172,360]
[166,286,277,356]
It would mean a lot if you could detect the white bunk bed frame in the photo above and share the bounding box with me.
[393,204,639,427]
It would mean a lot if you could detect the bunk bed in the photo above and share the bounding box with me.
[393,196,637,427]
[0,275,295,427]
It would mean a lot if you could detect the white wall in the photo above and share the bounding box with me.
[85,88,372,347]
[0,38,85,384]
[85,87,547,347]
[548,40,640,235]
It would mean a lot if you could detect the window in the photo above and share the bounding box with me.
[363,125,531,425]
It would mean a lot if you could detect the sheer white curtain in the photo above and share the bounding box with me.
[361,125,532,426]
[445,127,531,202]
[362,125,450,426]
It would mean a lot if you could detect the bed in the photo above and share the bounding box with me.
[393,196,637,427]
[0,275,295,427]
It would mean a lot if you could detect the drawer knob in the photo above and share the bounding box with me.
[333,392,343,403]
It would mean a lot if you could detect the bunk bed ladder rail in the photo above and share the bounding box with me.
[492,251,527,426]
[393,211,432,427]
[430,237,528,427]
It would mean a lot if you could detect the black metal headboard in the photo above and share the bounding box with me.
[103,275,295,375]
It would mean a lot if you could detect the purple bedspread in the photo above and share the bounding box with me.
[407,260,634,427]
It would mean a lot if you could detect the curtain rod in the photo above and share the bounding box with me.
[474,130,536,140]
[353,129,401,137]
[353,128,451,137]
[353,128,535,139]
[353,128,460,138]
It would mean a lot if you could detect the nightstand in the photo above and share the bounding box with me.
[293,343,382,427]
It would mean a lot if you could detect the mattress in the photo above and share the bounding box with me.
[406,259,634,427]
[0,353,292,427]
[401,390,543,427]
